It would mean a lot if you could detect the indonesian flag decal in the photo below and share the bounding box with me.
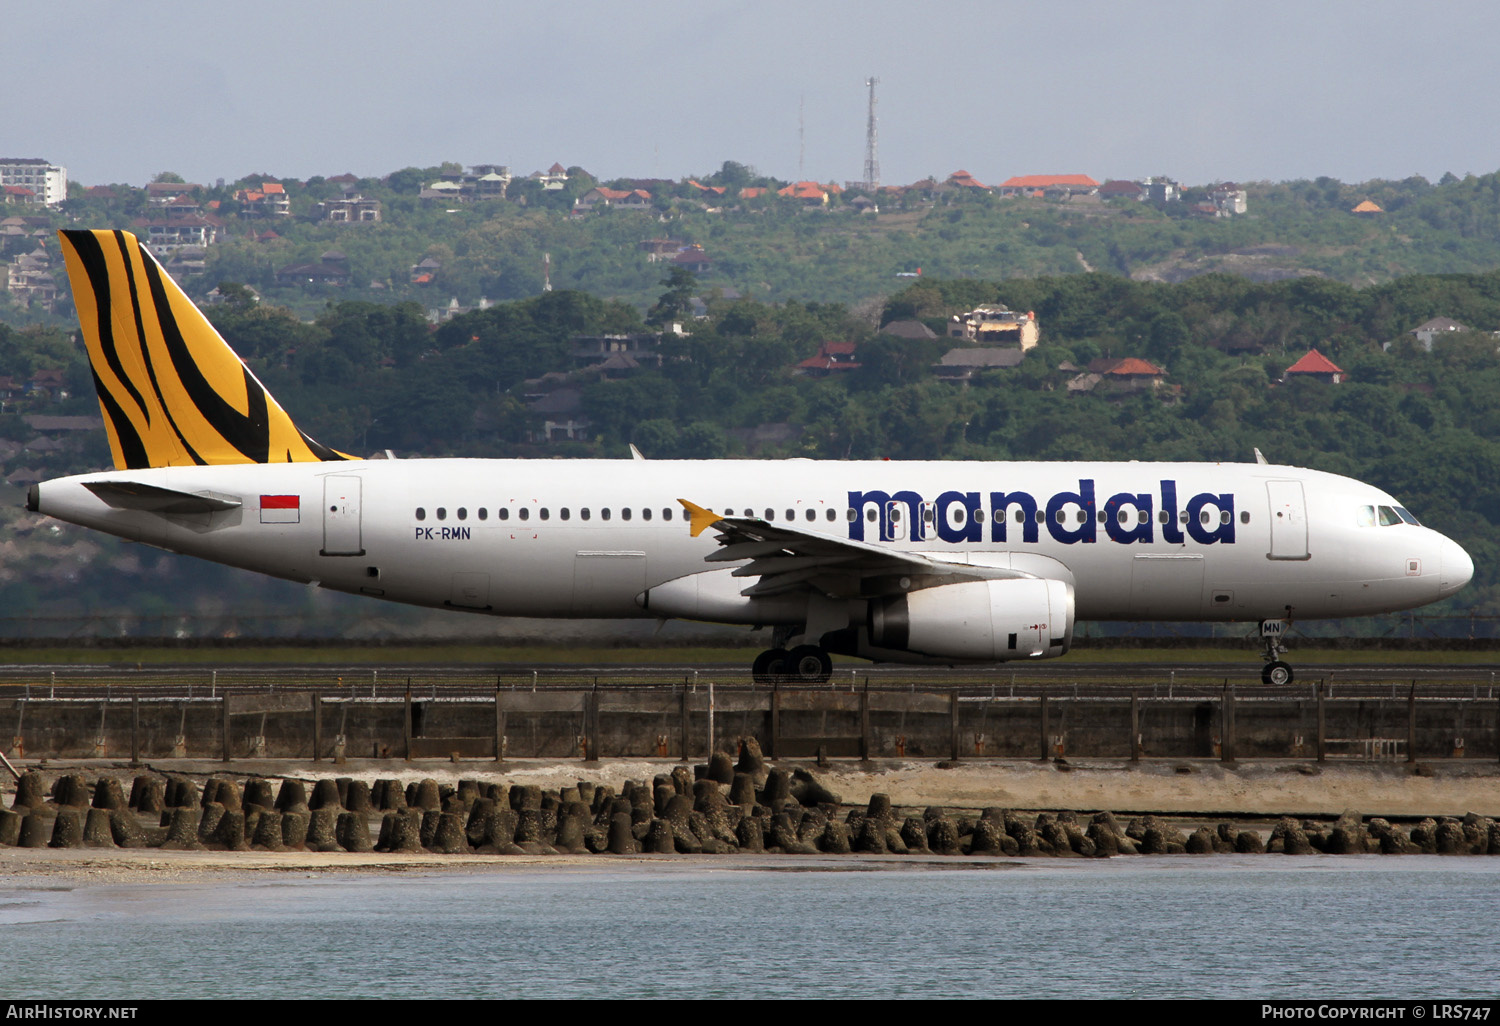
[260,494,300,524]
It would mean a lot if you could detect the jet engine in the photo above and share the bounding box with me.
[867,578,1074,661]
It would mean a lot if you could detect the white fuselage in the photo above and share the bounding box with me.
[32,458,1472,628]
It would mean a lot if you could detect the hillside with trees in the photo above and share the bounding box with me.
[6,163,1500,638]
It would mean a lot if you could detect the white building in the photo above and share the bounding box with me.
[0,159,67,207]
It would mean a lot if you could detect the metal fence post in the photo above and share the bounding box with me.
[1407,682,1417,763]
[1316,681,1326,763]
[949,690,959,763]
[1039,691,1050,761]
[1222,683,1235,763]
[1130,690,1140,761]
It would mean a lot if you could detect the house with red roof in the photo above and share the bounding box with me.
[1285,349,1345,384]
[1083,357,1167,394]
[796,341,860,376]
[998,174,1099,198]
[945,170,989,191]
[576,187,653,213]
[778,181,830,206]
[531,163,570,190]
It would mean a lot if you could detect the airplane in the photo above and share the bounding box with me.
[26,229,1475,686]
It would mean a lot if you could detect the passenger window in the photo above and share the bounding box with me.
[560,508,570,521]
[437,508,447,521]
[847,509,857,521]
[622,508,632,521]
[601,508,611,521]
[1220,510,1230,525]
[498,508,510,521]
[1118,510,1129,525]
[1054,510,1065,524]
[953,508,965,525]
[1240,511,1250,524]
[1139,510,1149,524]
[922,508,934,524]
[478,508,488,521]
[457,508,467,521]
[974,509,985,523]
[540,508,550,521]
[580,508,591,521]
[826,509,836,522]
[806,509,816,522]
[642,508,652,521]
[866,508,877,522]
[765,509,775,520]
[662,508,673,521]
[1200,511,1210,525]
[743,508,753,518]
[890,507,902,522]
[415,508,426,521]
[787,509,796,521]
[519,508,529,521]
[1158,511,1169,524]
[1179,512,1188,523]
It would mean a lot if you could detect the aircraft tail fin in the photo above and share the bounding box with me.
[57,229,349,470]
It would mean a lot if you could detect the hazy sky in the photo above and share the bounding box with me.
[15,0,1500,188]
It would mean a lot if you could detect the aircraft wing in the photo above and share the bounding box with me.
[679,499,1030,599]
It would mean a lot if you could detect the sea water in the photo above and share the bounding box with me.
[2,856,1496,1000]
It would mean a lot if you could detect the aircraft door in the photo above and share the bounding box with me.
[321,475,364,556]
[1266,480,1309,560]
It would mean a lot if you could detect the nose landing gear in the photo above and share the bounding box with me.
[1259,617,1294,686]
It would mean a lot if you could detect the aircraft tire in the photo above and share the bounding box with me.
[787,645,832,684]
[1261,660,1294,686]
[752,648,791,684]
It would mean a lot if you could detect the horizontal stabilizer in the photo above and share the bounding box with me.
[83,480,242,515]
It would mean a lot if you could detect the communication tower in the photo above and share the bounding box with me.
[863,76,880,191]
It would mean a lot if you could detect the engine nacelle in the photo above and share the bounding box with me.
[868,578,1074,661]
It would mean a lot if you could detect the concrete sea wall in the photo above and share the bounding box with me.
[4,744,1499,861]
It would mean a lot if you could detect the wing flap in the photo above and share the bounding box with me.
[678,498,1032,601]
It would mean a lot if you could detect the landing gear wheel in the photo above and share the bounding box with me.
[786,645,833,684]
[1261,660,1294,686]
[752,648,791,684]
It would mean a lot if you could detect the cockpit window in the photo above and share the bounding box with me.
[1377,505,1402,527]
[1356,505,1376,528]
[1395,507,1421,526]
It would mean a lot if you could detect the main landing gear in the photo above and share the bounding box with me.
[1259,617,1294,686]
[752,644,833,684]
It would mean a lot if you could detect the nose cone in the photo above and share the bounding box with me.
[1439,536,1474,598]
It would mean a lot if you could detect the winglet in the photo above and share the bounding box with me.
[678,499,723,538]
